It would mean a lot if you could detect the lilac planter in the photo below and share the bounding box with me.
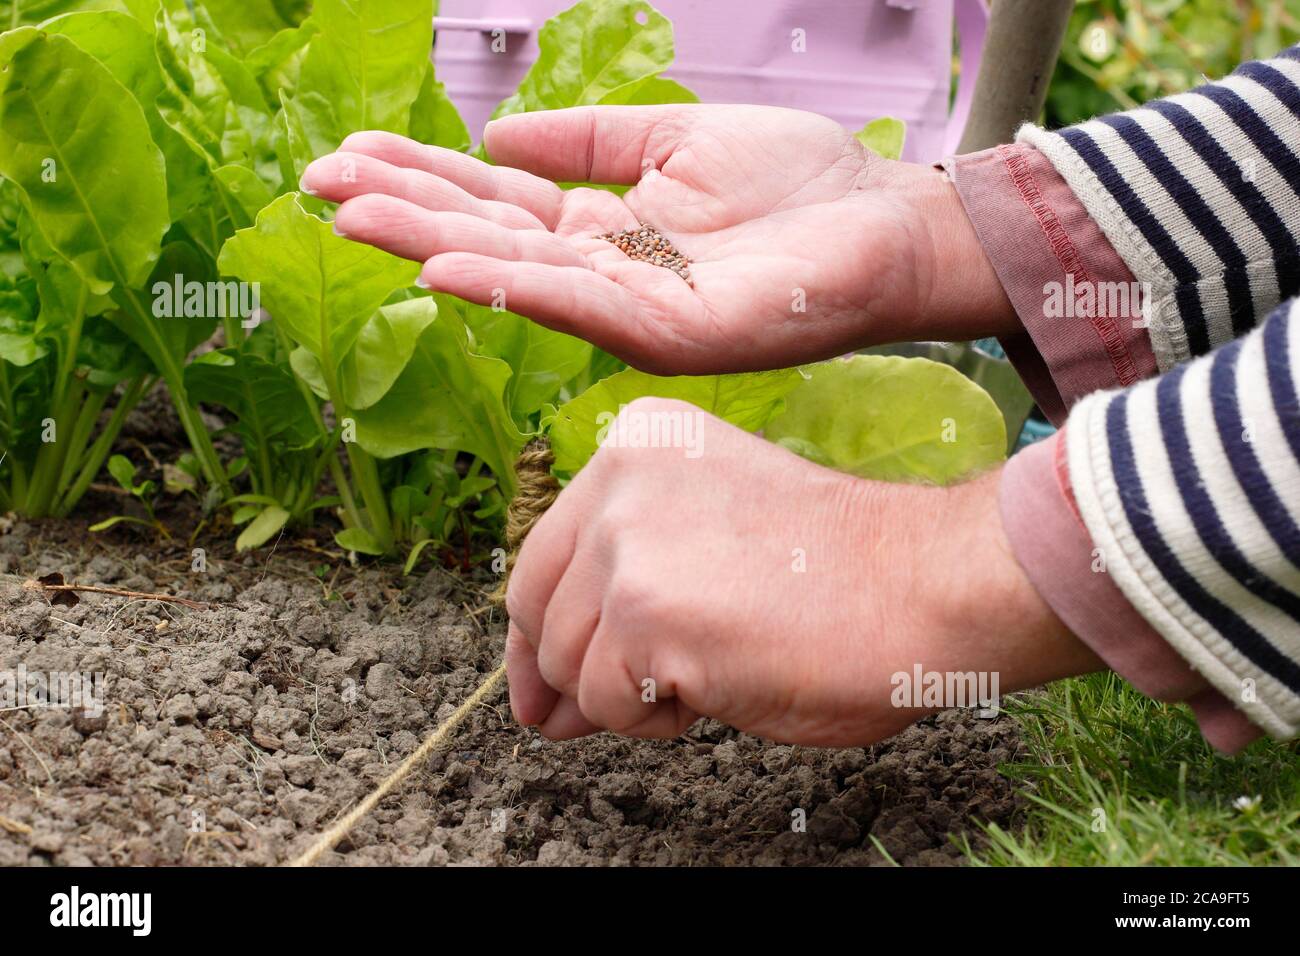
[433,0,988,163]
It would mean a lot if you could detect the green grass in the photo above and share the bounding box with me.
[965,673,1300,866]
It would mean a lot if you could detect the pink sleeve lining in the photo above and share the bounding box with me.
[950,141,1261,749]
[999,433,1262,753]
[943,144,1159,424]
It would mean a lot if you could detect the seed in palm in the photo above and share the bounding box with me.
[596,222,694,288]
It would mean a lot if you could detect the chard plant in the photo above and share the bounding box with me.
[0,177,154,516]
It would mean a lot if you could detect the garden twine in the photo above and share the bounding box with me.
[289,439,558,867]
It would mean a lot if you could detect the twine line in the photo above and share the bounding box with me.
[289,439,557,867]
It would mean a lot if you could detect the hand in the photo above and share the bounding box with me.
[504,399,1101,744]
[299,105,1014,376]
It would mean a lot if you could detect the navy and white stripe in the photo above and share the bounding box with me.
[1020,45,1300,372]
[1067,301,1300,737]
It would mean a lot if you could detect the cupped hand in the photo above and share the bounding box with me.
[503,398,1101,745]
[300,105,1013,376]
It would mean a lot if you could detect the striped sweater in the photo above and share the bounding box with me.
[1018,48,1300,737]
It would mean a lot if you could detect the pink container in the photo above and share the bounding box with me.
[433,0,988,163]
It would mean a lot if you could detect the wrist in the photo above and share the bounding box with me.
[926,470,1103,690]
[904,164,1020,342]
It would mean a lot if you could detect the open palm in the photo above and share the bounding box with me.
[301,105,998,375]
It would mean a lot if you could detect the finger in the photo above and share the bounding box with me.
[336,130,565,228]
[535,561,604,700]
[616,699,699,740]
[545,184,638,239]
[305,152,544,230]
[506,622,558,727]
[333,197,587,267]
[484,105,702,185]
[504,474,587,646]
[576,630,699,738]
[537,695,600,741]
[418,253,654,360]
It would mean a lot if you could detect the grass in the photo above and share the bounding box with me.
[965,673,1300,866]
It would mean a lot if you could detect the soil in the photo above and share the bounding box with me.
[2,387,1034,868]
[0,483,1030,867]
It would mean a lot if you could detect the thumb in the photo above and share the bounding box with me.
[483,104,702,185]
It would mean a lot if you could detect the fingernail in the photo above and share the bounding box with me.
[298,179,319,196]
[414,276,431,289]
[332,222,349,238]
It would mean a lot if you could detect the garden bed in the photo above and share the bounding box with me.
[0,506,1028,867]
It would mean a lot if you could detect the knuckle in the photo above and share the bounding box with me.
[595,496,644,535]
[604,571,660,622]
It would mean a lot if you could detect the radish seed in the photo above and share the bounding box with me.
[597,222,694,287]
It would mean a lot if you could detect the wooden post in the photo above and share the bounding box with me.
[957,0,1075,153]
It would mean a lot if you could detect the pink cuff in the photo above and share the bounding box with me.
[945,145,1159,425]
[1000,432,1263,753]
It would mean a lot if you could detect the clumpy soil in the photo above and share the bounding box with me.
[0,515,1028,867]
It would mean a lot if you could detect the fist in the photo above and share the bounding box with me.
[509,399,972,744]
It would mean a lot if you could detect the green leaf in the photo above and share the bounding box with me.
[0,265,44,366]
[39,10,159,100]
[340,297,441,409]
[0,31,168,293]
[108,241,217,375]
[153,5,229,168]
[549,367,803,474]
[335,525,385,555]
[230,502,260,525]
[288,295,438,410]
[89,514,154,533]
[185,345,318,451]
[246,22,318,104]
[763,355,1006,486]
[272,89,319,187]
[217,193,418,369]
[106,453,136,490]
[854,116,906,161]
[198,0,308,57]
[205,43,277,173]
[864,341,1035,455]
[16,206,83,358]
[295,0,434,153]
[409,61,471,152]
[38,8,211,220]
[463,303,592,424]
[77,316,151,387]
[492,0,678,119]
[213,164,275,227]
[596,74,698,106]
[350,296,525,491]
[236,503,290,551]
[1,0,140,27]
[403,536,438,574]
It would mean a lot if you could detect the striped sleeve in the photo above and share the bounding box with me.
[1018,46,1300,372]
[1066,299,1300,738]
